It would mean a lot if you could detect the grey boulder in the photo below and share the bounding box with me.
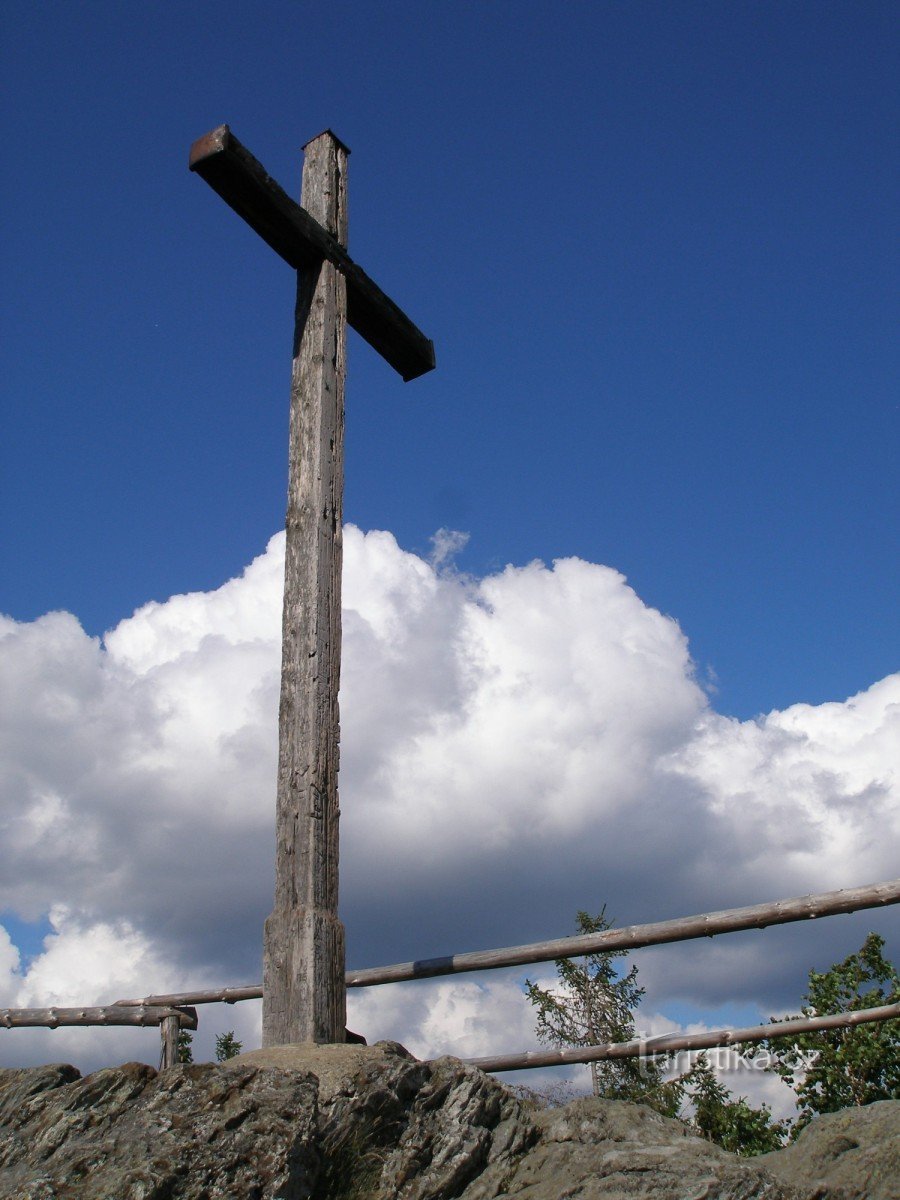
[0,1041,897,1199]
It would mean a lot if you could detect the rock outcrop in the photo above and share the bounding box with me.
[0,1057,319,1199]
[0,1041,896,1199]
[759,1100,900,1200]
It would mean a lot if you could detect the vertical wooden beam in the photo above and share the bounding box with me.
[262,131,349,1046]
[160,1014,180,1068]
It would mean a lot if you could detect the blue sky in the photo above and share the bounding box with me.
[3,0,896,721]
[1,2,898,1101]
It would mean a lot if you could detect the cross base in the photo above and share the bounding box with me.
[263,908,347,1045]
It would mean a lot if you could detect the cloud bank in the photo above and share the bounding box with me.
[1,528,897,1093]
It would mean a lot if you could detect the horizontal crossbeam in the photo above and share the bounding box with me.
[189,125,436,382]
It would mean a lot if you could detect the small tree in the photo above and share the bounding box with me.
[764,932,900,1133]
[684,1054,788,1155]
[215,1031,243,1061]
[525,908,675,1110]
[525,908,790,1152]
[176,1029,194,1064]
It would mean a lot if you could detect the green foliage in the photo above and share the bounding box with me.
[525,908,674,1109]
[215,1031,243,1061]
[178,1028,243,1063]
[525,908,787,1154]
[173,1028,242,1065]
[764,932,900,1133]
[176,1029,194,1064]
[682,1054,788,1156]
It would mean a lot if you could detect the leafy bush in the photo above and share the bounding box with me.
[764,932,899,1134]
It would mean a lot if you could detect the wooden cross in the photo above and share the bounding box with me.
[189,125,435,1045]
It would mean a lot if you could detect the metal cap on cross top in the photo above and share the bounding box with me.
[189,124,435,1046]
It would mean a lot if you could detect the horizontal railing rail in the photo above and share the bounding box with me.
[115,985,262,1007]
[0,1005,197,1030]
[463,1002,900,1074]
[5,875,899,1075]
[0,1005,198,1069]
[113,877,900,1007]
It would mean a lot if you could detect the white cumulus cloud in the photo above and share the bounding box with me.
[1,526,897,1079]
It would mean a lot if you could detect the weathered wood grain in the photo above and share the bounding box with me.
[189,125,435,382]
[262,131,348,1047]
[189,123,438,1046]
[159,1013,181,1068]
[464,1002,900,1074]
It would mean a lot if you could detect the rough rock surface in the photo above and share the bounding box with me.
[0,1057,319,1199]
[228,1042,537,1199]
[758,1100,900,1200]
[473,1097,797,1199]
[0,1042,896,1199]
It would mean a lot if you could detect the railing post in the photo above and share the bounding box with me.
[159,1014,180,1069]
